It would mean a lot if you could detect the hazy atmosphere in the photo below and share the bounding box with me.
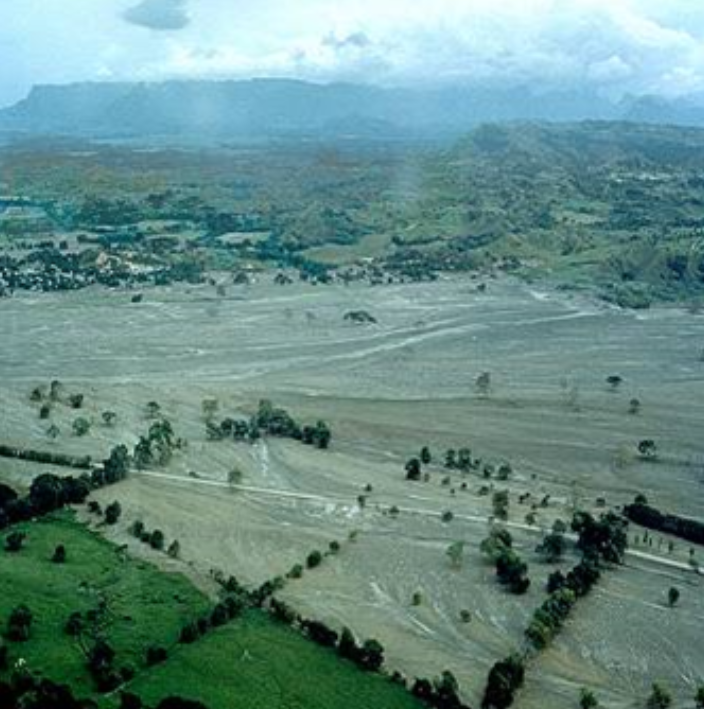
[3,0,704,105]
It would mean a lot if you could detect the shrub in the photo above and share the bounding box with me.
[306,550,323,569]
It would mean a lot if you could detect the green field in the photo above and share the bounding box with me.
[0,513,422,708]
[128,612,421,709]
[0,512,210,695]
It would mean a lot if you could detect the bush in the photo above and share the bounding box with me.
[7,604,33,641]
[5,531,26,552]
[306,550,323,569]
[146,646,168,667]
[104,501,122,525]
[150,529,165,551]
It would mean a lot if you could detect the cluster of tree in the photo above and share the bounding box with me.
[624,496,704,546]
[0,444,92,471]
[133,420,181,469]
[482,654,525,709]
[266,598,387,673]
[129,520,177,557]
[0,474,91,531]
[410,671,469,709]
[535,525,567,563]
[406,445,512,487]
[480,528,530,594]
[207,400,331,449]
[572,510,628,564]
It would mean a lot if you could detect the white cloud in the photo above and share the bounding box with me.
[2,0,704,104]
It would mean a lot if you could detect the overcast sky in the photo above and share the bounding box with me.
[1,0,704,107]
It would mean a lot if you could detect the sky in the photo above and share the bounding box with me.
[1,0,704,107]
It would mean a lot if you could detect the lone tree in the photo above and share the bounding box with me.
[667,587,680,608]
[579,688,599,709]
[420,446,432,466]
[637,439,658,460]
[647,683,672,709]
[101,411,117,427]
[104,501,122,525]
[476,371,492,397]
[695,686,704,709]
[446,541,465,569]
[52,544,67,563]
[536,530,566,563]
[606,375,623,390]
[405,458,422,481]
[492,490,510,520]
[72,417,91,437]
[7,605,33,641]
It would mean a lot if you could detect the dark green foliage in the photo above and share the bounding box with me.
[7,604,33,640]
[647,683,672,709]
[5,531,25,552]
[302,619,338,647]
[104,501,122,525]
[482,654,525,709]
[149,529,165,551]
[405,458,422,481]
[420,447,432,465]
[146,646,168,667]
[572,511,628,563]
[306,550,323,569]
[536,531,566,563]
[495,549,530,594]
[624,498,704,546]
[52,544,66,563]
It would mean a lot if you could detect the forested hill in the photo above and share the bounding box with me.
[2,120,704,305]
[4,78,704,141]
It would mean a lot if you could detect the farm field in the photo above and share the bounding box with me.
[1,275,703,708]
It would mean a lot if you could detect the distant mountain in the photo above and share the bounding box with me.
[2,78,704,141]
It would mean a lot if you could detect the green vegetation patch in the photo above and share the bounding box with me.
[129,611,421,709]
[0,511,210,694]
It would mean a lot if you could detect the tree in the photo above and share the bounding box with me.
[405,458,422,481]
[492,490,509,520]
[536,531,566,563]
[481,527,513,562]
[579,688,599,709]
[47,424,61,440]
[72,417,91,437]
[167,540,181,558]
[637,439,658,460]
[647,683,672,709]
[695,686,704,709]
[357,638,385,672]
[201,398,219,421]
[150,529,165,550]
[104,501,122,525]
[228,468,243,488]
[606,375,623,390]
[52,544,66,563]
[7,604,33,640]
[102,411,117,426]
[445,449,457,469]
[30,473,65,513]
[5,531,26,552]
[446,541,465,569]
[476,371,492,397]
[306,550,323,569]
[629,398,641,415]
[482,654,525,709]
[420,446,432,466]
[667,587,680,607]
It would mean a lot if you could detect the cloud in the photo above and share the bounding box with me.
[123,0,190,31]
[322,32,372,51]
